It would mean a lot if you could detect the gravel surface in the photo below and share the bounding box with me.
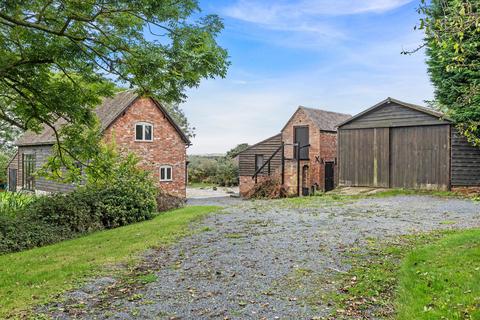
[41,195,480,319]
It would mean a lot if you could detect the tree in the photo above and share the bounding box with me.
[226,143,250,158]
[0,0,229,177]
[415,0,480,144]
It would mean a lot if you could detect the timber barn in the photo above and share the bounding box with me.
[337,97,480,191]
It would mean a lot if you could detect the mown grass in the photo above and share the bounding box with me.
[396,229,480,320]
[327,229,480,319]
[187,182,218,188]
[0,205,219,318]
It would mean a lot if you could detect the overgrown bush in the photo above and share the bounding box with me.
[0,147,159,255]
[244,177,287,199]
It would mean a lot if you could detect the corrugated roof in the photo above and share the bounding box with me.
[281,107,352,132]
[15,90,190,146]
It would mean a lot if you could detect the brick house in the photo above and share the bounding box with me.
[6,90,190,198]
[237,107,351,197]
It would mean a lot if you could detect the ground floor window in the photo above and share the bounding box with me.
[22,154,36,191]
[255,154,264,172]
[160,165,173,181]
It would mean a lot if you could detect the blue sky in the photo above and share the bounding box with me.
[181,0,432,154]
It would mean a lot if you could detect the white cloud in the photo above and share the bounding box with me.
[223,0,414,27]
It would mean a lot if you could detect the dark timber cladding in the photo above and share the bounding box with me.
[238,134,282,176]
[338,98,454,190]
[451,129,480,186]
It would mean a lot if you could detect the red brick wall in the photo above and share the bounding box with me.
[281,109,339,194]
[281,109,321,195]
[319,131,338,190]
[103,97,187,198]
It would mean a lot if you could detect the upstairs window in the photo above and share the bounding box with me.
[135,122,153,141]
[160,165,173,182]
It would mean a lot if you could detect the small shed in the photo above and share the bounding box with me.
[337,98,480,191]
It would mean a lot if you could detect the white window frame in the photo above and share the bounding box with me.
[135,122,154,142]
[160,165,173,182]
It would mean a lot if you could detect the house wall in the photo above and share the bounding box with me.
[13,145,76,193]
[281,109,338,194]
[10,97,188,197]
[103,97,187,198]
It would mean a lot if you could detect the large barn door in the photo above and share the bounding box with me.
[390,125,450,190]
[338,128,389,187]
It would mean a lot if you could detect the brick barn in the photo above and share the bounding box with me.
[337,97,480,192]
[237,106,351,197]
[7,90,190,198]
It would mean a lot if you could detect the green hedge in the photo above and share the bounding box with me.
[0,181,157,255]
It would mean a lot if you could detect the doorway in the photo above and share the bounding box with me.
[8,169,17,192]
[325,162,334,192]
[302,165,310,196]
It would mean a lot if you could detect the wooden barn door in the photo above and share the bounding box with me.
[390,125,450,190]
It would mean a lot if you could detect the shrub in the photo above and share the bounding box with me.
[0,192,35,218]
[244,177,287,199]
[24,192,103,234]
[0,214,69,254]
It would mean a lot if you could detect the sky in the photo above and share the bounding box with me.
[181,0,433,154]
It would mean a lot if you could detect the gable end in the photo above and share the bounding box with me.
[339,98,451,130]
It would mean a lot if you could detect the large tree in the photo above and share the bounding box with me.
[417,0,480,144]
[0,0,229,180]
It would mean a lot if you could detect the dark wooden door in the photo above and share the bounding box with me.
[8,169,17,192]
[390,125,450,190]
[325,162,335,192]
[294,126,309,160]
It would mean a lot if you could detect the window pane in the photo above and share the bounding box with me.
[160,168,165,180]
[167,167,172,180]
[145,125,152,140]
[136,124,143,140]
[255,155,264,171]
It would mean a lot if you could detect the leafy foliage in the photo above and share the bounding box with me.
[417,0,480,144]
[188,144,249,187]
[226,143,249,158]
[0,192,35,218]
[188,154,239,187]
[0,0,229,174]
[0,148,158,254]
[0,149,14,183]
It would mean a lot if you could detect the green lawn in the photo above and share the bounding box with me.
[328,229,480,319]
[396,229,480,319]
[187,182,218,188]
[0,205,219,318]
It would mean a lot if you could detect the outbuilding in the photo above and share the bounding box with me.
[337,98,480,191]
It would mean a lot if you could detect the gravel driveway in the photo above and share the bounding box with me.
[43,195,480,319]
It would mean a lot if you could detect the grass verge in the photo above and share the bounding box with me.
[396,229,480,320]
[0,205,219,318]
[326,229,480,319]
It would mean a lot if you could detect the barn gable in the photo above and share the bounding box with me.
[339,97,451,129]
